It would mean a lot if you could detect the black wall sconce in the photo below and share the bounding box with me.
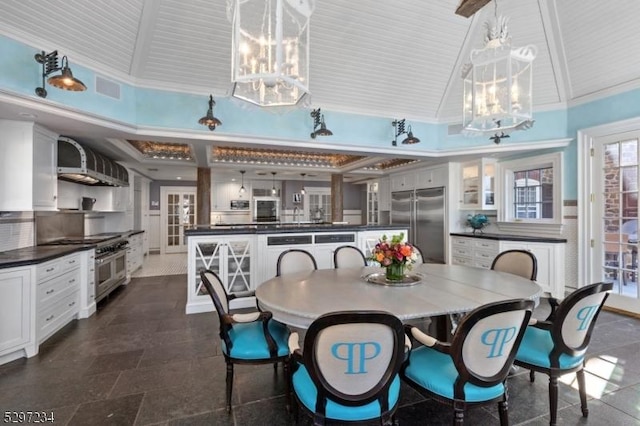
[392,119,420,146]
[198,94,222,131]
[34,50,87,98]
[310,108,333,138]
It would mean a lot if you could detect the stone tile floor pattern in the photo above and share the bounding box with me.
[1,273,640,425]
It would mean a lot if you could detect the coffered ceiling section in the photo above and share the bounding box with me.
[207,145,423,176]
[127,140,194,161]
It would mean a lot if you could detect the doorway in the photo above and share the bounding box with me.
[581,122,640,313]
[160,187,196,254]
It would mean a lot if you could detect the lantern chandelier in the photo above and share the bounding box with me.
[461,0,537,140]
[229,0,314,107]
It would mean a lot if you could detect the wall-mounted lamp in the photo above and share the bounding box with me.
[239,170,246,194]
[392,119,420,146]
[34,50,86,98]
[300,173,306,195]
[198,95,222,131]
[310,108,333,139]
[271,172,277,195]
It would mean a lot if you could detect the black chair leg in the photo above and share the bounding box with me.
[453,409,465,425]
[274,362,278,371]
[576,368,589,417]
[284,360,291,413]
[549,376,559,426]
[498,388,509,426]
[498,401,509,426]
[226,362,234,412]
[529,369,535,382]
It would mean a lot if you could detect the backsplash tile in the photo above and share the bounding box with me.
[0,212,35,251]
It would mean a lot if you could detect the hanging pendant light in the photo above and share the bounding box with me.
[271,172,277,195]
[300,173,306,195]
[230,0,314,107]
[462,0,537,138]
[239,170,246,194]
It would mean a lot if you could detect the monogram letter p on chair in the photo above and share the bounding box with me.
[288,311,407,425]
[514,282,613,425]
[401,299,534,425]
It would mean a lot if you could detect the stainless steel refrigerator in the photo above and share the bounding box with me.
[391,187,446,264]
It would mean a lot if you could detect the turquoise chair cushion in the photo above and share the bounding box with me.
[292,363,400,421]
[223,319,290,359]
[403,346,505,402]
[515,326,584,370]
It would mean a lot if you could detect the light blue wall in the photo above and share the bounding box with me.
[2,34,639,200]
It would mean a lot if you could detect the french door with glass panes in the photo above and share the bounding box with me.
[161,187,196,254]
[592,131,640,312]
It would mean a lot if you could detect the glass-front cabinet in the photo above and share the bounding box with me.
[460,158,496,210]
[187,235,254,313]
[367,181,379,225]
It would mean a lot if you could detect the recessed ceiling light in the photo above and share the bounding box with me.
[176,176,182,180]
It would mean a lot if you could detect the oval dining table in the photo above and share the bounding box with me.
[256,263,542,335]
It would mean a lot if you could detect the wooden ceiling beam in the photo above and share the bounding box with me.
[455,0,492,18]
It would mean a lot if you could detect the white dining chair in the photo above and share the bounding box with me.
[276,249,318,276]
[333,245,367,269]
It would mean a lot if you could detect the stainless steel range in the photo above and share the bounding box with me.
[40,234,129,302]
[94,237,129,302]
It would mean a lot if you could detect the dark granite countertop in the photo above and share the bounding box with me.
[0,230,146,270]
[450,232,567,243]
[0,245,95,269]
[185,223,408,236]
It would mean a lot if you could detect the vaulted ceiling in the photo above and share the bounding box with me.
[0,0,639,181]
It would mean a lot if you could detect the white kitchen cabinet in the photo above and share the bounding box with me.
[417,166,447,189]
[0,267,36,365]
[261,234,315,280]
[450,235,566,298]
[499,241,564,299]
[78,249,96,319]
[187,235,255,313]
[126,233,144,275]
[390,173,415,192]
[36,253,81,344]
[459,158,496,210]
[212,181,249,211]
[0,120,58,211]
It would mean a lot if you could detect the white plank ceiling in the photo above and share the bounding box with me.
[0,0,639,179]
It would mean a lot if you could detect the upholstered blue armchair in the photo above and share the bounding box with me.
[514,282,613,425]
[288,311,408,425]
[401,299,534,425]
[200,270,290,412]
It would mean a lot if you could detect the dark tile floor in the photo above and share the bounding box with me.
[2,274,640,425]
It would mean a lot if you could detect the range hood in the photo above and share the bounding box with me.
[57,137,129,187]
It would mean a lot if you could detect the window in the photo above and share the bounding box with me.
[498,152,563,233]
[513,166,554,219]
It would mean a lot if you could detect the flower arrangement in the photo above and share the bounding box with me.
[371,233,416,280]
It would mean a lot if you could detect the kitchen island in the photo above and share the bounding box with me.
[184,223,408,314]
